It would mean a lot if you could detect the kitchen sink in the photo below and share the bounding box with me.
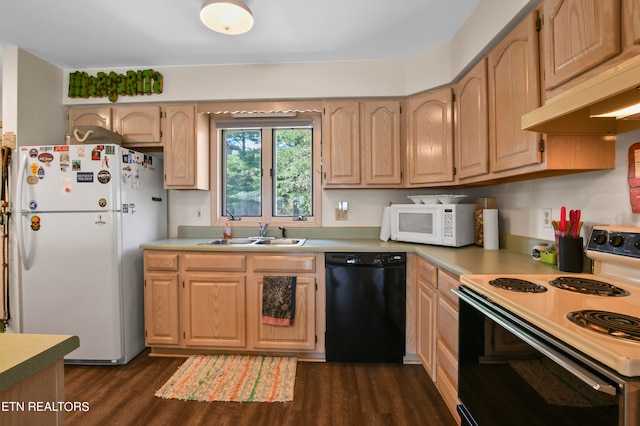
[198,238,306,247]
[253,238,306,246]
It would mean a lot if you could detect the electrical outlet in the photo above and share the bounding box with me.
[196,207,203,221]
[542,208,552,228]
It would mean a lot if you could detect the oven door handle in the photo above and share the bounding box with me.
[455,288,618,396]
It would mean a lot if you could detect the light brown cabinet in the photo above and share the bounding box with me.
[248,254,319,351]
[113,105,162,146]
[543,0,621,90]
[488,11,542,173]
[68,106,112,134]
[69,105,161,146]
[454,59,489,181]
[182,252,247,348]
[69,104,209,190]
[322,101,361,186]
[163,104,209,190]
[182,274,247,348]
[362,100,403,186]
[143,251,322,357]
[143,252,180,346]
[322,100,402,188]
[416,256,437,381]
[435,269,460,423]
[405,87,454,186]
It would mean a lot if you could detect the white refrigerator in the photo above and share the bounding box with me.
[16,144,167,364]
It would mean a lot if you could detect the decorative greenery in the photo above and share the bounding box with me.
[68,69,163,103]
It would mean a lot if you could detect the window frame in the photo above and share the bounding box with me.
[210,112,322,229]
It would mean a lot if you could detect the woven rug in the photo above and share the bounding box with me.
[155,354,297,403]
[508,358,616,407]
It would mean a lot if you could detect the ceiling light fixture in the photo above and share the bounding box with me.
[200,0,254,35]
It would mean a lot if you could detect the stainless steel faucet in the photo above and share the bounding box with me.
[258,222,270,237]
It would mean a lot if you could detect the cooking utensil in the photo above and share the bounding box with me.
[560,206,567,233]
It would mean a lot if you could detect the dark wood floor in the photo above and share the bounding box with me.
[64,349,456,426]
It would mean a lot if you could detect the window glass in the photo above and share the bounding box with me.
[219,119,317,223]
[222,129,262,217]
[273,128,313,217]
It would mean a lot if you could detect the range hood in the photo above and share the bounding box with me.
[522,55,640,135]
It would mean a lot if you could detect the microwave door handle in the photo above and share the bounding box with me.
[455,289,618,396]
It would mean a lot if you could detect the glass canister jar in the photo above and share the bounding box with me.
[474,197,497,246]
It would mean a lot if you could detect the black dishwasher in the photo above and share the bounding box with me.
[325,252,406,363]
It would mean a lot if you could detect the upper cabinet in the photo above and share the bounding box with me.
[322,99,402,188]
[454,59,489,181]
[69,105,161,147]
[69,104,210,190]
[322,101,361,186]
[68,107,112,134]
[543,0,621,90]
[163,104,209,190]
[488,11,542,173]
[113,105,162,147]
[362,100,403,186]
[405,87,454,186]
[623,0,640,47]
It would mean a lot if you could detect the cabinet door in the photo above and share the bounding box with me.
[623,0,640,47]
[417,281,437,380]
[182,273,246,348]
[362,100,403,186]
[164,104,197,187]
[249,275,316,351]
[544,0,620,90]
[455,59,489,180]
[144,272,180,346]
[68,107,112,134]
[322,101,361,186]
[405,87,454,185]
[488,12,542,173]
[113,105,161,145]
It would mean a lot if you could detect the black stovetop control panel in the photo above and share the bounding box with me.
[587,228,640,259]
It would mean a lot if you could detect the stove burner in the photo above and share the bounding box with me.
[488,277,547,293]
[549,276,630,296]
[567,310,640,342]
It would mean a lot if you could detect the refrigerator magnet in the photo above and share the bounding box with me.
[30,216,41,231]
[97,170,111,184]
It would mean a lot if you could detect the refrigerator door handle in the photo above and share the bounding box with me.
[16,150,32,270]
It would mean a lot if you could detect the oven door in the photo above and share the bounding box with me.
[456,286,626,426]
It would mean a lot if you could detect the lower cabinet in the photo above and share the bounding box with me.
[143,250,323,357]
[416,256,437,380]
[416,256,461,424]
[182,273,246,348]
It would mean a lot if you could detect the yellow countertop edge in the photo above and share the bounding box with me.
[0,334,80,392]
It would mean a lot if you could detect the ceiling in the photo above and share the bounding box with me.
[0,0,481,89]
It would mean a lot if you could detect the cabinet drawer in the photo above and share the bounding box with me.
[183,253,246,272]
[417,256,437,289]
[437,269,459,307]
[144,251,179,272]
[252,255,316,273]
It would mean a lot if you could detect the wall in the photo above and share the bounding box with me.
[2,46,66,333]
[62,0,538,104]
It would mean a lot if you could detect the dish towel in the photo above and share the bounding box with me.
[262,276,297,326]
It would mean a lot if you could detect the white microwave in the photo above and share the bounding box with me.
[390,203,475,247]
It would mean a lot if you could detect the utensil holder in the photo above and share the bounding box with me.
[558,236,583,272]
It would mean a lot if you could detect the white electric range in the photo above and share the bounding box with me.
[457,226,640,426]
